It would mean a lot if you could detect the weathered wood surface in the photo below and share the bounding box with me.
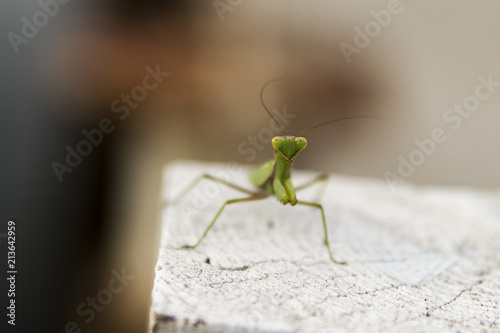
[149,161,500,333]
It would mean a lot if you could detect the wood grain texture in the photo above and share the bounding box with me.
[149,161,500,332]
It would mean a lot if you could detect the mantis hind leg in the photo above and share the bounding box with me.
[294,173,328,191]
[297,200,346,265]
[294,173,329,202]
[167,174,261,206]
[182,195,269,249]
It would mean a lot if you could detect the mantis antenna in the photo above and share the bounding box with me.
[298,115,382,135]
[260,78,287,137]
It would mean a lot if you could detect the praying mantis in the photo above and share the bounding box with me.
[173,79,380,264]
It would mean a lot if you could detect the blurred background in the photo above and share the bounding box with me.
[1,0,499,332]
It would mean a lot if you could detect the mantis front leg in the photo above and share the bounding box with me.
[273,177,299,206]
[283,178,297,206]
[273,177,290,205]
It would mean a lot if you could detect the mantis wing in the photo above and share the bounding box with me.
[249,160,275,187]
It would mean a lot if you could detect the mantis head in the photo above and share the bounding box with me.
[272,136,307,162]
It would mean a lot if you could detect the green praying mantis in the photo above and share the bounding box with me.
[173,79,380,264]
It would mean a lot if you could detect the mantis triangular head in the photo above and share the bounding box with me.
[271,136,307,162]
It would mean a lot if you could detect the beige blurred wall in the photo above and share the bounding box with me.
[55,1,500,331]
[110,0,500,187]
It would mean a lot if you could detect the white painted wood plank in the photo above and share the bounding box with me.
[149,161,500,333]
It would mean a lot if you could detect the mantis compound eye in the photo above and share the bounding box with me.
[295,137,307,150]
[271,137,283,150]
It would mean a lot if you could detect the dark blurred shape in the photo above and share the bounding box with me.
[96,0,193,21]
[0,1,194,332]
